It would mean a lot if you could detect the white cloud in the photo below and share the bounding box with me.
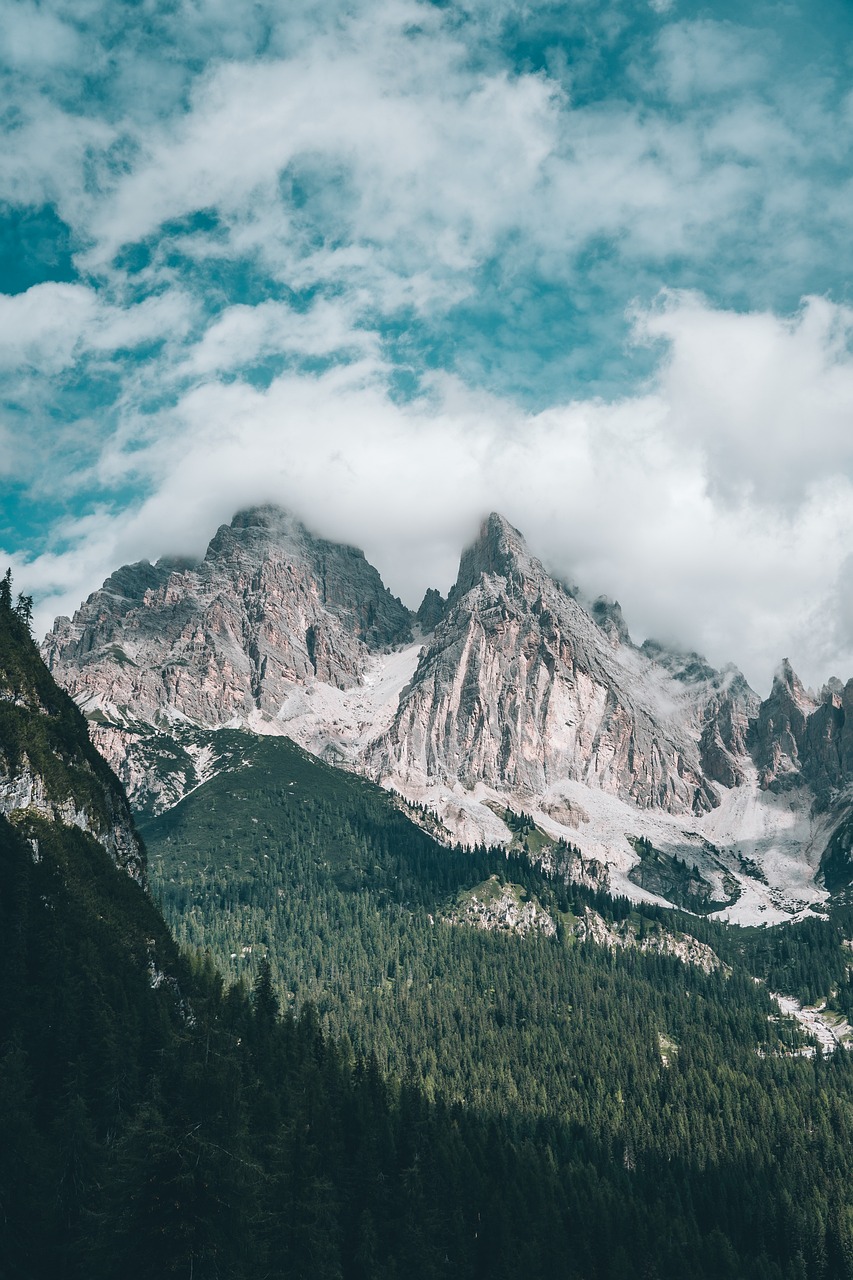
[181,297,379,376]
[17,291,853,696]
[0,281,196,371]
[3,0,847,329]
[4,0,853,705]
[636,291,853,506]
[0,283,97,371]
[651,20,767,104]
[83,17,562,276]
[0,1,81,69]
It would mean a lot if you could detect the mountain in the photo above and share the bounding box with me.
[43,506,853,921]
[16,557,853,1279]
[2,584,146,882]
[0,581,182,1025]
[367,512,752,816]
[0,584,186,1273]
[43,505,413,811]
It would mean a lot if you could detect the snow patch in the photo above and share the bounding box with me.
[770,992,853,1055]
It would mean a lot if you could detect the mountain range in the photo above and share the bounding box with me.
[13,545,853,1279]
[42,504,853,924]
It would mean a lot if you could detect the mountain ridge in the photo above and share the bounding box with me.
[41,505,853,922]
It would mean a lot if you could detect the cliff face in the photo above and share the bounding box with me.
[749,661,853,806]
[0,599,145,881]
[368,514,743,817]
[42,507,413,787]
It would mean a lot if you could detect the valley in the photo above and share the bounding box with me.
[8,511,853,1276]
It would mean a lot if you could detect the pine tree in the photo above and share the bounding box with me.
[253,955,279,1028]
[14,592,33,630]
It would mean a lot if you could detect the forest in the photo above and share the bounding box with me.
[6,594,853,1276]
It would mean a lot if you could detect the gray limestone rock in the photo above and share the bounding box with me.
[415,588,447,632]
[368,513,719,816]
[43,506,414,738]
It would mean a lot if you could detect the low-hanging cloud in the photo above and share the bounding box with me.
[13,289,853,697]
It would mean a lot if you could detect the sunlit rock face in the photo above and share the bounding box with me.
[43,505,413,730]
[367,513,749,817]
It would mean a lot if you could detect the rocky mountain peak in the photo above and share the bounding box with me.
[370,514,719,817]
[416,588,447,632]
[590,596,632,647]
[773,658,814,707]
[449,513,540,602]
[207,505,314,565]
[752,659,817,791]
[41,506,414,797]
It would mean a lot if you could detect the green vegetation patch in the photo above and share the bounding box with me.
[143,733,805,1128]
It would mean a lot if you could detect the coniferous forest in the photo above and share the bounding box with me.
[8,594,853,1277]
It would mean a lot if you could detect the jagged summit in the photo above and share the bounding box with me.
[591,596,632,647]
[449,512,538,602]
[208,505,330,566]
[40,507,853,916]
[41,506,414,809]
[369,514,722,818]
[416,588,447,632]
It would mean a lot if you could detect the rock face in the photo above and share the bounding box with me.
[1,601,145,881]
[415,588,447,632]
[751,660,853,805]
[574,908,723,974]
[43,504,413,731]
[446,876,557,937]
[368,514,725,816]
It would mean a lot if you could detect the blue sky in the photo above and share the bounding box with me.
[2,0,853,689]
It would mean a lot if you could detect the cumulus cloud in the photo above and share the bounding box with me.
[180,297,380,377]
[0,1,81,69]
[636,291,853,506]
[650,20,767,104]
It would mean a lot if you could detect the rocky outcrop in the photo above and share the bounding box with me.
[749,662,853,806]
[0,754,143,878]
[575,908,723,974]
[416,588,447,632]
[446,877,557,937]
[368,514,719,816]
[752,660,815,790]
[590,596,632,647]
[43,506,413,734]
[699,671,758,788]
[637,640,759,790]
[0,602,146,881]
